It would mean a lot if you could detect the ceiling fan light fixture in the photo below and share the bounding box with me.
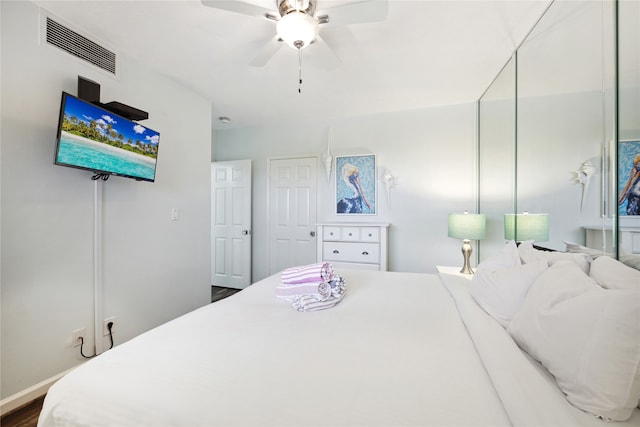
[276,11,318,50]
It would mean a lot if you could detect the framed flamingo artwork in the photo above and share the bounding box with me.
[618,140,640,217]
[335,154,376,215]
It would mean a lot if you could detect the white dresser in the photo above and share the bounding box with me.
[584,225,640,254]
[317,223,389,271]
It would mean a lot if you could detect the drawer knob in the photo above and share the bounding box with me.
[330,232,334,236]
[348,233,353,236]
[333,250,339,254]
[362,251,369,255]
[368,233,372,237]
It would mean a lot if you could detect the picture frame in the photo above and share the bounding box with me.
[335,154,376,215]
[618,139,640,217]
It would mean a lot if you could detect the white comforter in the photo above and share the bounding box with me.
[38,269,639,426]
[39,270,508,426]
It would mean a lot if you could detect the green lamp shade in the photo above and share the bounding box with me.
[504,213,549,242]
[448,213,486,240]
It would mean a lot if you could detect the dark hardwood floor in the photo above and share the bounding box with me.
[211,285,240,302]
[2,287,240,426]
[1,396,44,427]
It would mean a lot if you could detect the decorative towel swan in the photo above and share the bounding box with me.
[337,163,372,213]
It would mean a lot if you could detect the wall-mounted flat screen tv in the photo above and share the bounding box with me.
[54,92,160,182]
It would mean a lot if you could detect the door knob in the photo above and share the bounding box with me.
[242,230,250,235]
[310,231,316,237]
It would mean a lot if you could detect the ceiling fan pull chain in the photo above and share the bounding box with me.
[298,47,303,94]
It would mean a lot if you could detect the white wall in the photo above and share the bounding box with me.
[1,1,211,399]
[214,104,478,281]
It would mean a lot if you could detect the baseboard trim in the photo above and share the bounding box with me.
[0,367,76,416]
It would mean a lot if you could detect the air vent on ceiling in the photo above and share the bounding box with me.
[45,16,116,74]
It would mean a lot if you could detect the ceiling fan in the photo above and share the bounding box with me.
[201,0,388,68]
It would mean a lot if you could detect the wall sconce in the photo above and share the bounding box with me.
[504,211,549,242]
[571,160,596,212]
[448,211,486,274]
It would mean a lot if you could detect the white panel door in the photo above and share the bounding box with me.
[268,157,317,275]
[211,160,252,289]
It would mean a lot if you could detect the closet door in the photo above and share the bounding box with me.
[268,156,317,275]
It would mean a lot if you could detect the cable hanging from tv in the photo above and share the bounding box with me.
[91,173,110,181]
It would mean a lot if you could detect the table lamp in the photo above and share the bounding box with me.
[448,211,486,274]
[504,211,549,242]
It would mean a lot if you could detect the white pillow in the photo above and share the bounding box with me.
[563,240,640,272]
[470,260,548,327]
[476,240,521,272]
[589,255,640,291]
[518,240,591,274]
[508,261,640,421]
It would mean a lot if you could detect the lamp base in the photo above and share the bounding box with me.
[460,239,474,275]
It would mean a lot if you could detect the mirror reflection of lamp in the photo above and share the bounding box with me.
[504,211,549,243]
[448,211,486,274]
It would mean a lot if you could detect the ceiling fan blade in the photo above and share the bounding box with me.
[201,0,275,19]
[320,26,357,50]
[312,34,342,70]
[249,36,285,67]
[317,0,388,27]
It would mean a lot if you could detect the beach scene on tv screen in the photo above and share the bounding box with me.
[56,95,159,181]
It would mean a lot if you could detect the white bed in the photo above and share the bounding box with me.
[38,269,640,426]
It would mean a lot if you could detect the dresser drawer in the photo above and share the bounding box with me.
[329,261,381,271]
[360,227,380,242]
[341,227,361,241]
[323,242,380,264]
[323,226,342,240]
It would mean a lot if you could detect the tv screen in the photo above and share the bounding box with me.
[54,92,160,182]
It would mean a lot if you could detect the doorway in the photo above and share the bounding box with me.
[211,160,252,289]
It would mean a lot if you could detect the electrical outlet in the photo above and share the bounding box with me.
[103,317,116,336]
[71,328,85,348]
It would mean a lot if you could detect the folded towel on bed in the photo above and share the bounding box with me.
[290,276,347,312]
[274,282,332,301]
[276,276,346,301]
[281,262,334,284]
[292,291,345,312]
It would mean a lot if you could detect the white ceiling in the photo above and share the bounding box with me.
[33,0,551,129]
